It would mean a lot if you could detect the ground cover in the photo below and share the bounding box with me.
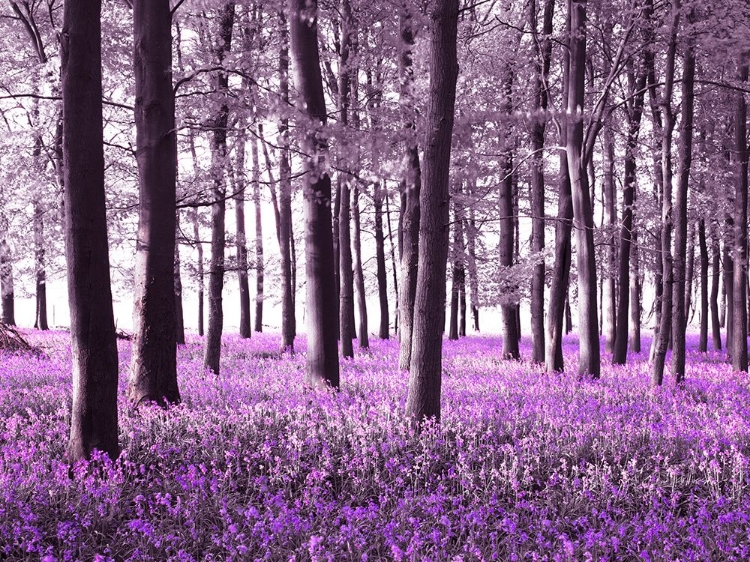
[0,331,749,560]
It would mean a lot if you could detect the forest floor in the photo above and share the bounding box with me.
[1,330,749,561]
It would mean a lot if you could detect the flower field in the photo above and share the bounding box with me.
[1,331,750,561]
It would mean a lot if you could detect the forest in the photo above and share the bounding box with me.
[1,0,750,559]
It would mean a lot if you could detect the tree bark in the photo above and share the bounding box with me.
[373,180,390,339]
[278,11,295,353]
[0,240,15,326]
[385,188,400,334]
[252,131,264,332]
[630,225,641,352]
[567,0,599,378]
[33,202,48,330]
[731,62,749,372]
[352,183,369,349]
[710,225,722,350]
[203,4,235,376]
[698,218,708,352]
[175,240,185,345]
[234,129,252,338]
[61,0,119,462]
[398,0,421,370]
[289,0,339,388]
[500,149,520,359]
[405,0,458,422]
[193,207,205,336]
[466,179,480,332]
[602,124,617,353]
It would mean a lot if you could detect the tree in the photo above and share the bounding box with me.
[233,127,252,338]
[0,239,14,326]
[203,4,235,376]
[405,0,459,421]
[128,0,181,406]
[61,0,119,462]
[289,0,340,388]
[252,131,264,332]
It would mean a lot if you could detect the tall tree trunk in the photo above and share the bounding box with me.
[724,240,734,350]
[651,1,679,386]
[602,125,617,353]
[374,180,390,339]
[278,11,295,353]
[630,226,642,352]
[61,0,119,462]
[175,240,185,345]
[252,132,264,332]
[500,148,520,359]
[710,225,722,350]
[33,202,48,330]
[466,179,480,332]
[385,188,399,334]
[698,218,709,352]
[612,67,645,364]
[289,0,339,388]
[398,0,421,370]
[405,0,458,422]
[731,62,749,372]
[528,0,554,364]
[448,191,461,341]
[203,4,235,376]
[546,15,572,373]
[670,10,695,384]
[234,129,252,338]
[684,225,696,329]
[352,184,369,349]
[567,0,599,378]
[128,0,180,405]
[193,208,205,336]
[0,240,15,326]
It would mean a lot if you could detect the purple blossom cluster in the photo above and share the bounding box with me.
[1,331,750,560]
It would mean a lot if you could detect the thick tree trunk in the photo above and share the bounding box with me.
[352,184,369,349]
[698,218,709,352]
[398,0,421,370]
[252,133,264,332]
[567,0,599,378]
[528,0,554,364]
[61,0,119,462]
[234,130,252,338]
[278,12,295,353]
[129,0,180,405]
[670,14,695,383]
[405,0,458,422]
[500,150,520,359]
[289,0,339,388]
[203,4,235,376]
[731,62,749,372]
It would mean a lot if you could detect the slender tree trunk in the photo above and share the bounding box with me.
[405,0,458,422]
[698,218,709,352]
[61,0,119,462]
[448,193,460,341]
[175,241,185,345]
[398,0,421,370]
[731,62,749,372]
[500,148,520,359]
[602,125,617,353]
[651,1,679,386]
[684,225,696,330]
[0,240,15,326]
[193,208,205,336]
[630,226,641,352]
[33,201,48,330]
[203,4,235,376]
[352,183,369,349]
[252,132,264,332]
[385,188,399,334]
[528,0,554,364]
[710,225,722,350]
[373,180,390,339]
[466,179,480,332]
[670,11,695,383]
[278,11,295,353]
[567,0,599,378]
[234,129,252,338]
[289,0,339,388]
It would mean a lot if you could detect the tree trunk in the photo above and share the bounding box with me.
[175,240,185,345]
[731,62,749,372]
[398,0,421,370]
[385,187,399,334]
[528,0,554,364]
[289,0,339,388]
[352,184,369,349]
[500,148,520,359]
[567,0,599,378]
[651,1,679,387]
[630,226,642,352]
[670,11,695,384]
[0,240,15,326]
[278,11,295,353]
[698,218,709,352]
[193,208,205,336]
[612,67,645,364]
[33,200,48,330]
[61,0,119,462]
[710,225,722,350]
[203,4,235,376]
[252,132,264,332]
[234,129,252,338]
[602,124,617,353]
[405,0,458,422]
[466,179,480,332]
[684,225,696,330]
[373,180,390,339]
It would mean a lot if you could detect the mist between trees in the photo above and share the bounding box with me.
[0,0,749,461]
